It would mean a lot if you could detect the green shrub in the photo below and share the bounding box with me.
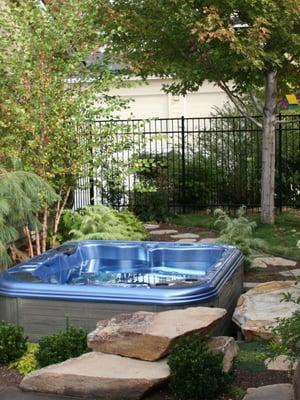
[214,207,264,266]
[36,322,90,367]
[269,311,300,363]
[0,321,27,364]
[168,335,232,400]
[58,205,148,242]
[9,343,39,375]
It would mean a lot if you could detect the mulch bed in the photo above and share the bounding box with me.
[245,263,300,282]
[0,366,22,387]
[148,223,217,242]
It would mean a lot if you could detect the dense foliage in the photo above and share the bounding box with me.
[0,1,130,253]
[269,311,300,363]
[168,335,232,400]
[0,322,27,364]
[36,323,90,367]
[59,205,148,242]
[0,167,57,267]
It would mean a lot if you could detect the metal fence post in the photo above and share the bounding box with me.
[278,113,283,213]
[181,115,186,214]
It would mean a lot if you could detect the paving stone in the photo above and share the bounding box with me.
[20,352,169,400]
[242,384,293,400]
[243,282,260,291]
[198,238,218,244]
[144,224,160,230]
[170,233,200,239]
[176,238,197,243]
[253,257,297,268]
[233,281,300,340]
[265,355,297,371]
[250,258,268,269]
[88,307,227,361]
[279,269,300,277]
[149,229,178,235]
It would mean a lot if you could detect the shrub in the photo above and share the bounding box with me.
[214,207,264,266]
[269,311,300,363]
[9,343,39,375]
[0,321,27,364]
[58,205,148,242]
[168,335,232,400]
[36,322,90,367]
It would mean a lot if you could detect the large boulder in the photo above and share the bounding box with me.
[208,336,239,373]
[233,281,300,340]
[243,384,293,400]
[20,352,169,400]
[88,307,226,361]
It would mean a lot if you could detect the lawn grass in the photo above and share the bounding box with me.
[235,341,269,373]
[171,210,300,261]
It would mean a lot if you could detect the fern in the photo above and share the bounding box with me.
[214,207,265,266]
[64,205,148,242]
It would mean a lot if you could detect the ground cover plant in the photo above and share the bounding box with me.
[58,205,148,242]
[168,335,233,400]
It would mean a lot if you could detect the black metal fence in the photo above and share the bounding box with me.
[74,114,300,217]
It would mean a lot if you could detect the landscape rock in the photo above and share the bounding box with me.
[293,360,300,400]
[233,281,300,340]
[20,352,169,400]
[243,282,260,291]
[208,336,239,373]
[149,229,178,235]
[265,355,297,371]
[170,233,200,239]
[88,307,227,361]
[253,257,297,268]
[243,384,293,400]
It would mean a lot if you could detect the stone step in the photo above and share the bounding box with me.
[20,352,169,400]
[88,307,227,361]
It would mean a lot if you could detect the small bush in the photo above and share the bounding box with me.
[0,321,27,364]
[36,322,90,367]
[168,335,232,400]
[269,311,300,363]
[9,343,39,375]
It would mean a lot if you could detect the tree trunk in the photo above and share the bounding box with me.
[261,70,277,225]
[34,213,41,256]
[51,187,71,248]
[23,225,34,258]
[41,204,48,253]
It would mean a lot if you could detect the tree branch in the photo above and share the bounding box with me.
[218,81,263,128]
[249,92,264,114]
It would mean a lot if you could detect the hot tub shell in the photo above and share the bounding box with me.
[0,241,243,340]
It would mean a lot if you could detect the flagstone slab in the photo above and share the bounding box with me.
[265,355,297,371]
[176,238,197,243]
[20,352,169,400]
[243,384,293,400]
[144,224,160,230]
[149,229,178,235]
[233,281,300,340]
[253,257,297,268]
[170,233,200,239]
[88,307,226,361]
[279,269,300,277]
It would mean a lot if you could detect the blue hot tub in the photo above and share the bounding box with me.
[0,241,243,339]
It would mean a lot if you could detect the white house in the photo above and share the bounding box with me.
[107,77,229,119]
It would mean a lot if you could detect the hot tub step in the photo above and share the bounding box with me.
[20,352,169,400]
[87,306,227,361]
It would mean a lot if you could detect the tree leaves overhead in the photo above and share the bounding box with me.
[100,0,300,97]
